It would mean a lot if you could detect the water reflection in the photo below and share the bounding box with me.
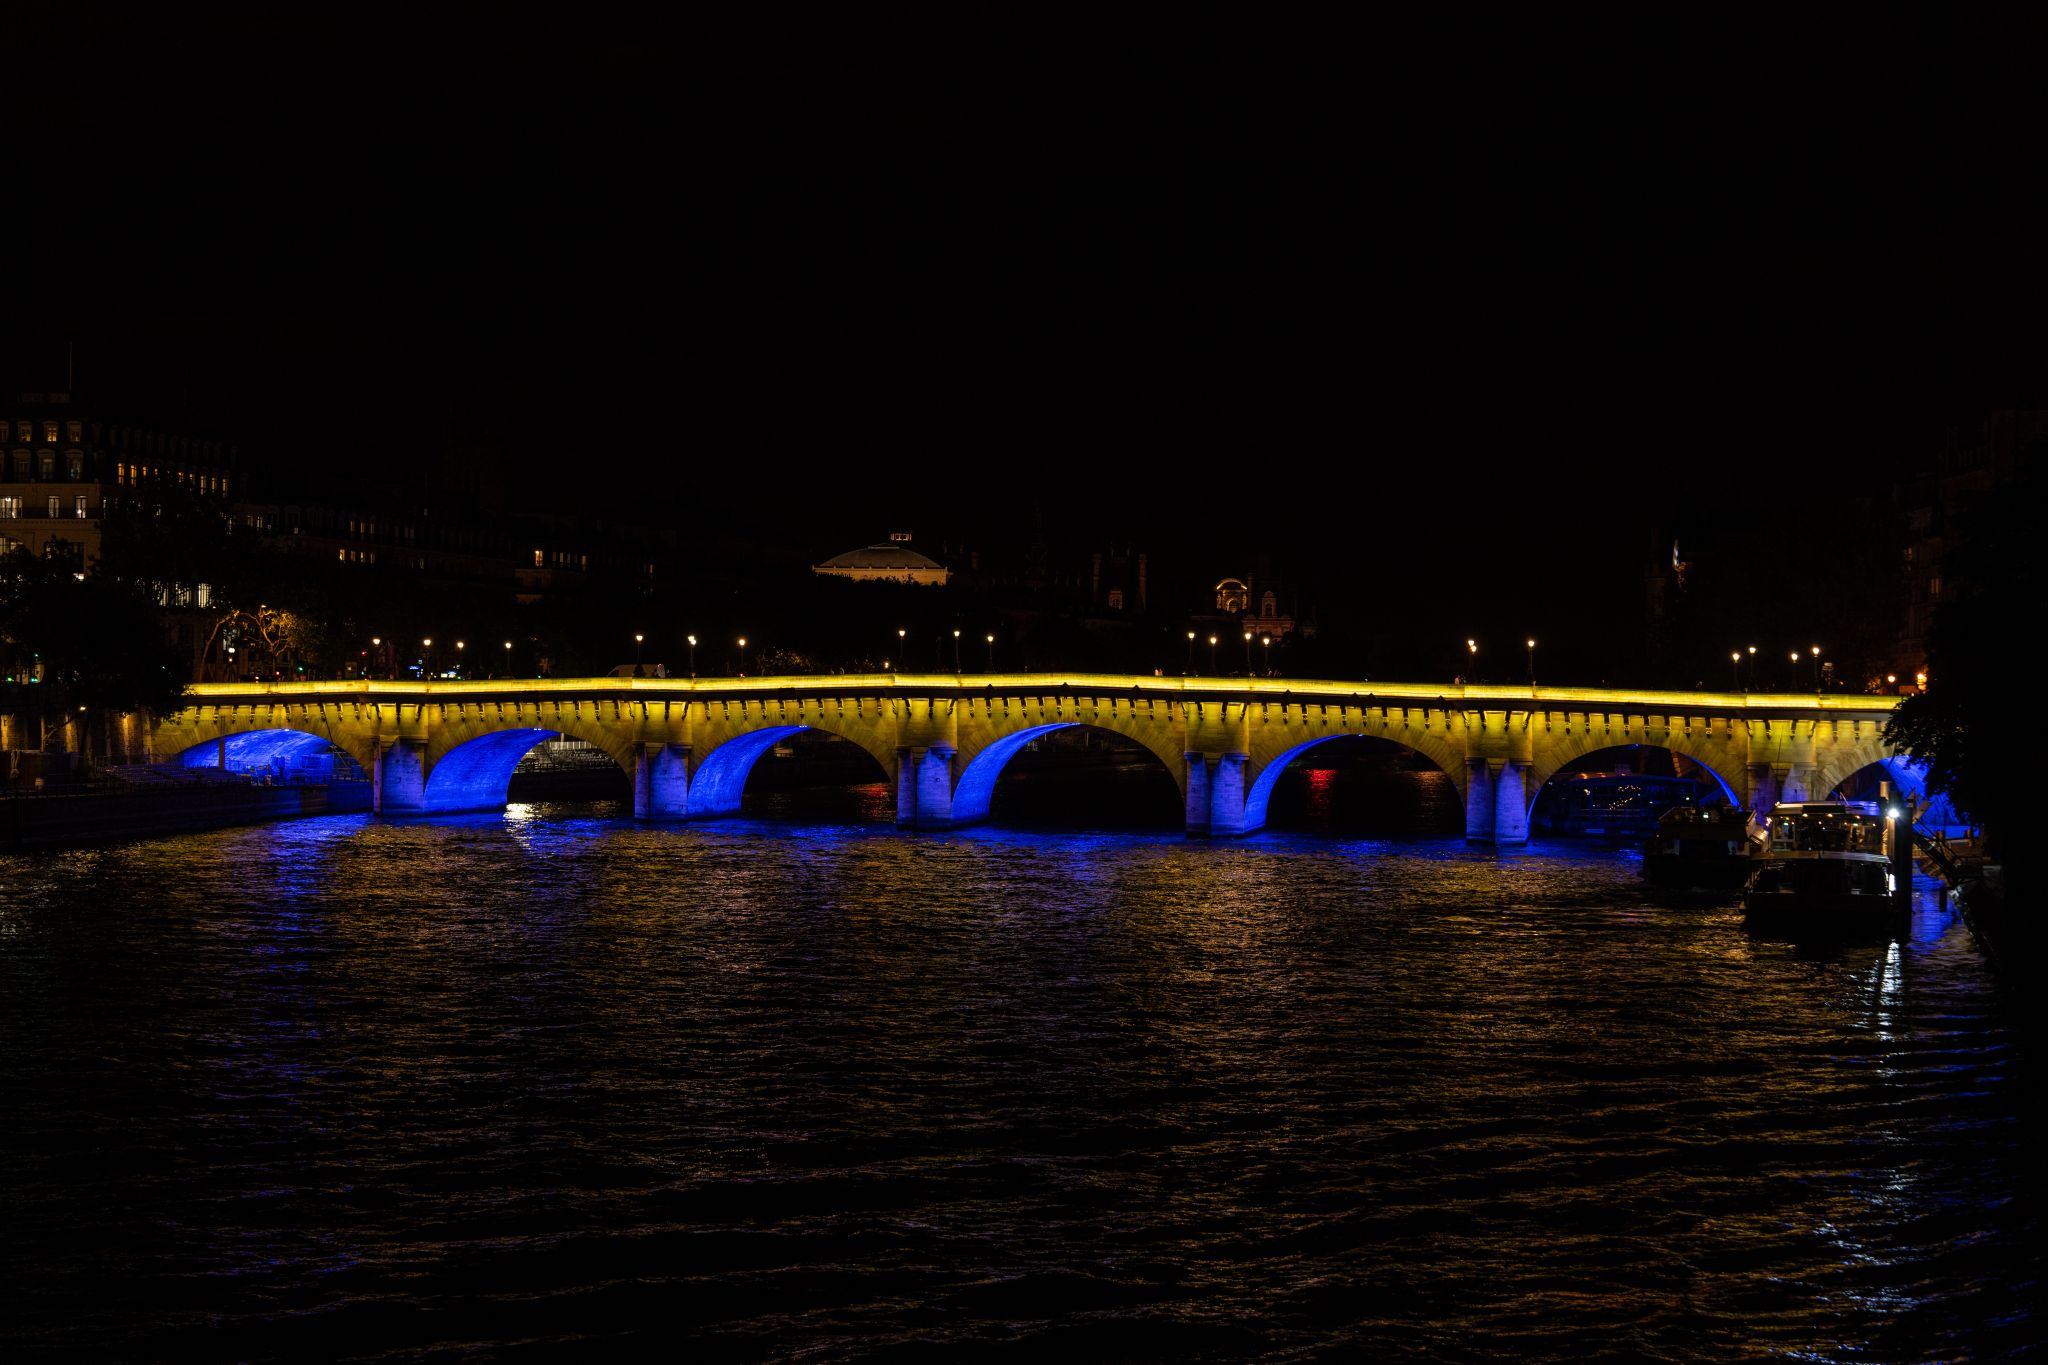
[0,806,2034,1361]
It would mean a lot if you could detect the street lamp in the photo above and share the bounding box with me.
[1810,645,1821,690]
[687,634,697,677]
[1243,630,1253,674]
[1261,635,1271,675]
[1186,630,1196,673]
[1790,651,1800,690]
[422,637,432,675]
[1208,634,1218,673]
[897,628,906,668]
[738,636,748,675]
[1745,644,1756,690]
[503,640,512,675]
[634,632,644,668]
[952,628,961,672]
[985,633,995,670]
[1467,638,1477,682]
[1526,638,1536,685]
[1731,650,1742,691]
[455,640,465,677]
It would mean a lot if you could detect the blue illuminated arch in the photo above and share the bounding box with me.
[176,728,348,776]
[1243,733,1463,833]
[1830,756,1967,834]
[687,725,807,818]
[950,722,1076,825]
[420,728,581,813]
[1523,746,1742,824]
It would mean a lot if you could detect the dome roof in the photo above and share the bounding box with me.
[817,542,945,571]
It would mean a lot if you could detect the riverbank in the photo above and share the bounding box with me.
[1,782,371,851]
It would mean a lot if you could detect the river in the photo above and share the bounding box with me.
[0,787,2037,1360]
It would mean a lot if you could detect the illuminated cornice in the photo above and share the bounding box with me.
[182,675,1901,715]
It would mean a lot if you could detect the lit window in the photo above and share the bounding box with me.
[14,422,29,442]
[46,495,59,517]
[42,421,58,443]
[1,496,19,519]
[65,421,81,443]
[74,495,86,518]
[534,549,544,567]
[338,548,347,562]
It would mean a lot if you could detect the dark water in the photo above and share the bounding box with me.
[1,791,2038,1361]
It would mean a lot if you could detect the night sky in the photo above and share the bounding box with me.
[8,9,2046,673]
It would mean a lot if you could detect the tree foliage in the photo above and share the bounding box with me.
[1883,454,2043,860]
[1,548,187,715]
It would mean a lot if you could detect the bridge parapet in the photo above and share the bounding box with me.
[153,676,1905,840]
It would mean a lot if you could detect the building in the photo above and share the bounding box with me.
[813,533,950,585]
[1,391,242,567]
[1895,410,2048,684]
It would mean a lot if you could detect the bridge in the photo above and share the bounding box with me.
[148,675,1918,842]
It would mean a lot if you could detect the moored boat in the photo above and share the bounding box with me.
[1743,800,1912,929]
[1643,804,1756,889]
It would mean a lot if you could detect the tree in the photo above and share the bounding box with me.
[1882,455,2043,862]
[1,548,187,719]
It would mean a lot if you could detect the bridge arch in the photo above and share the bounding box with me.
[949,715,1189,828]
[1526,734,1743,817]
[164,719,376,782]
[172,727,357,776]
[685,722,896,819]
[1242,732,1463,833]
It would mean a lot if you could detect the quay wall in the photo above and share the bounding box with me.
[1,783,371,852]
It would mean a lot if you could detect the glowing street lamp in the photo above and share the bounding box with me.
[1746,644,1756,690]
[985,633,995,670]
[1261,635,1271,675]
[1243,630,1253,673]
[1526,637,1536,685]
[737,636,748,675]
[1731,650,1742,690]
[952,628,961,673]
[503,640,513,675]
[1790,651,1800,690]
[1208,634,1218,673]
[1467,638,1477,682]
[1186,630,1196,674]
[686,634,697,677]
[455,640,465,676]
[1810,645,1821,690]
[634,632,644,668]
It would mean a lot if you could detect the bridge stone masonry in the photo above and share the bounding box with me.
[148,675,1914,843]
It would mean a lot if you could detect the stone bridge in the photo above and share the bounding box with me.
[150,674,1913,842]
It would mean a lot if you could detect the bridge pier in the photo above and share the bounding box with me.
[1184,751,1211,835]
[372,739,427,815]
[896,745,956,829]
[1492,760,1530,845]
[633,743,690,821]
[1465,758,1494,841]
[1208,752,1249,836]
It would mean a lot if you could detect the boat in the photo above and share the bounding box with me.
[1642,803,1757,889]
[1743,800,1912,928]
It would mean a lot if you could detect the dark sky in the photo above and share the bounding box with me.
[8,8,2047,630]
